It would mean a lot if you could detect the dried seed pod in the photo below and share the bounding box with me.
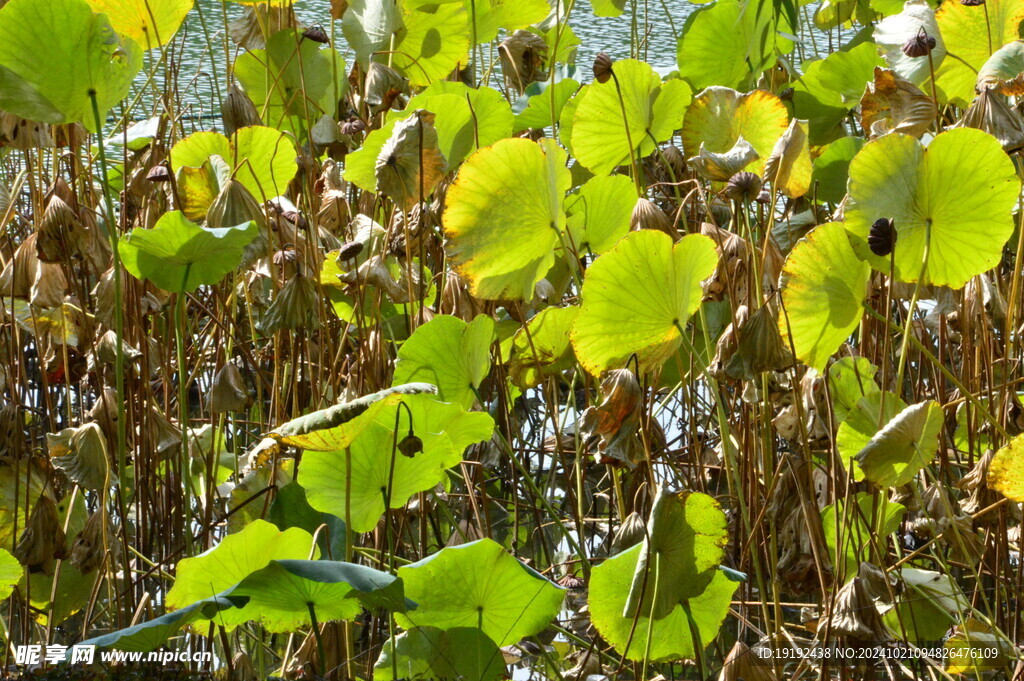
[593,52,613,83]
[397,433,423,457]
[868,217,897,256]
[724,171,763,203]
[221,82,263,136]
[341,117,366,136]
[146,164,172,183]
[302,24,329,44]
[961,0,984,5]
[338,240,364,262]
[901,28,937,58]
[15,495,67,571]
[630,197,674,237]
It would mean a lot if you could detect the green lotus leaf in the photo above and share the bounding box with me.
[78,596,238,653]
[827,355,880,423]
[821,492,905,582]
[778,222,870,372]
[836,391,907,477]
[0,462,45,549]
[234,28,347,136]
[400,81,514,166]
[0,0,142,131]
[590,0,627,16]
[269,482,347,560]
[810,136,866,204]
[571,230,719,375]
[176,155,232,222]
[855,400,942,487]
[375,626,505,681]
[987,432,1024,501]
[345,117,400,193]
[165,519,317,631]
[936,0,1024,105]
[571,59,692,175]
[392,314,495,409]
[119,211,257,293]
[885,567,967,642]
[589,544,738,661]
[392,2,471,87]
[395,538,565,646]
[676,0,793,91]
[845,128,1019,288]
[342,0,403,66]
[0,549,20,600]
[763,118,813,198]
[791,43,884,144]
[85,0,191,48]
[873,0,945,86]
[227,559,411,632]
[467,0,549,43]
[170,126,299,201]
[564,174,636,254]
[682,87,790,177]
[301,394,494,532]
[509,305,580,389]
[443,138,571,300]
[624,489,729,620]
[977,40,1024,95]
[513,76,580,132]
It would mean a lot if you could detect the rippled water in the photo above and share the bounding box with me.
[167,0,692,122]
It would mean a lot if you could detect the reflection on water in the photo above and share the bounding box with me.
[165,0,692,123]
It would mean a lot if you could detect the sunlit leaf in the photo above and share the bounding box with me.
[763,118,813,198]
[85,0,192,48]
[811,136,865,203]
[375,626,505,681]
[855,400,942,487]
[467,0,549,43]
[935,0,1024,105]
[836,391,907,476]
[790,43,885,144]
[827,355,880,423]
[392,2,470,87]
[988,432,1024,501]
[822,492,905,582]
[392,314,494,408]
[564,174,636,254]
[682,87,789,177]
[171,126,299,201]
[508,306,580,388]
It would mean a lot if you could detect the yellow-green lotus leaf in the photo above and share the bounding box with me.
[977,40,1024,95]
[845,128,1019,288]
[988,432,1024,501]
[443,138,570,300]
[935,0,1024,106]
[763,118,813,197]
[682,87,789,177]
[468,0,549,43]
[509,306,580,388]
[392,2,470,87]
[855,400,943,487]
[571,230,719,375]
[85,0,192,48]
[564,174,636,254]
[571,59,692,175]
[171,126,298,202]
[778,222,870,372]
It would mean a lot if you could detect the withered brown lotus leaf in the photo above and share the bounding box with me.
[630,197,674,237]
[688,137,759,182]
[860,67,935,139]
[375,111,447,213]
[719,641,778,681]
[364,62,409,114]
[826,576,892,641]
[611,511,647,554]
[958,87,1024,153]
[957,448,1002,516]
[49,422,111,491]
[500,30,549,92]
[14,495,66,571]
[580,369,643,466]
[144,404,182,456]
[0,113,54,149]
[221,82,263,136]
[258,273,319,335]
[70,509,117,574]
[724,303,794,380]
[229,6,300,50]
[95,329,142,366]
[210,362,252,414]
[35,196,86,263]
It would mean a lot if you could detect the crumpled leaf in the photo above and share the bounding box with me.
[580,369,642,466]
[48,423,110,491]
[957,86,1024,153]
[873,0,945,86]
[977,40,1024,95]
[762,118,813,198]
[687,137,759,182]
[854,400,943,487]
[376,111,447,213]
[860,67,936,139]
[364,62,409,114]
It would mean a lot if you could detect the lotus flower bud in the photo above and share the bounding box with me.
[724,171,762,202]
[630,197,674,237]
[593,52,613,83]
[221,83,263,136]
[901,29,937,58]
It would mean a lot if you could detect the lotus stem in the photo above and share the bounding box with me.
[307,602,327,677]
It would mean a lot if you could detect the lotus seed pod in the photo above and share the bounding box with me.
[593,52,613,83]
[302,25,329,44]
[901,30,937,58]
[724,171,763,202]
[868,217,897,256]
[630,197,674,237]
[398,433,424,457]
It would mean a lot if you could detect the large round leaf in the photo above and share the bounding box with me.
[935,0,1024,105]
[467,0,549,43]
[0,0,142,131]
[171,126,299,202]
[676,0,793,91]
[392,314,495,409]
[836,391,907,475]
[165,519,317,631]
[300,394,494,532]
[392,2,470,87]
[85,0,192,48]
[589,544,738,661]
[682,87,789,177]
[821,492,905,582]
[844,128,1019,288]
[79,596,237,653]
[778,222,870,372]
[811,136,866,204]
[443,138,571,300]
[571,230,719,375]
[624,489,728,620]
[395,539,565,646]
[375,626,505,681]
[571,59,692,175]
[119,211,257,293]
[508,305,580,388]
[564,174,636,254]
[855,400,943,487]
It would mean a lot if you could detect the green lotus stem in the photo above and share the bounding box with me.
[307,602,326,677]
[893,219,930,397]
[89,92,128,492]
[609,70,644,196]
[639,551,659,679]
[175,264,194,553]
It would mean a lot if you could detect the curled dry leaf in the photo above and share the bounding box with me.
[688,137,759,182]
[221,82,262,136]
[860,67,936,139]
[364,62,409,114]
[825,575,892,641]
[229,5,300,51]
[958,87,1024,153]
[14,495,66,571]
[500,30,549,93]
[762,118,812,198]
[375,110,447,213]
[580,369,643,466]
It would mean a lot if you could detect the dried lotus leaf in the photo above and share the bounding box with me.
[375,111,447,213]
